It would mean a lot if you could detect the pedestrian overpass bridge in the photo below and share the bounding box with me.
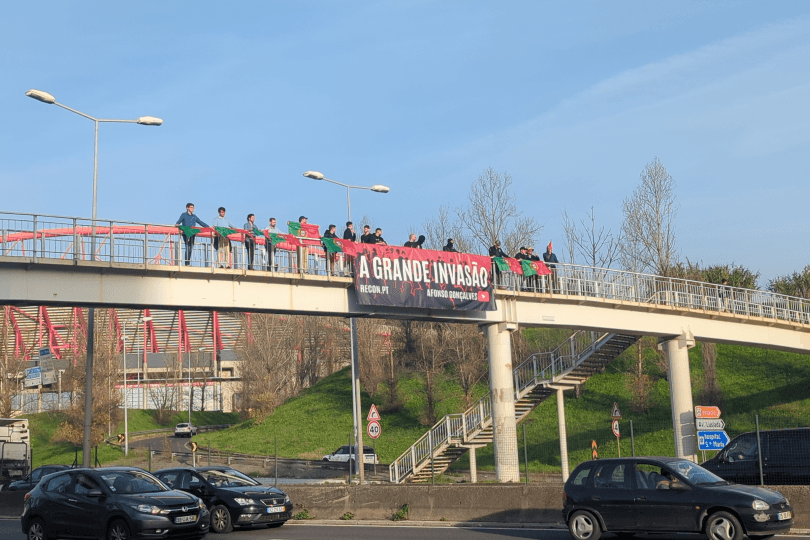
[2,211,809,481]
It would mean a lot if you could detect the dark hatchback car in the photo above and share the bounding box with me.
[563,457,793,540]
[21,467,209,540]
[7,465,70,492]
[153,466,292,533]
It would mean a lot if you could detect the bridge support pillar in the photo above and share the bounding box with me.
[659,332,697,462]
[485,322,520,483]
[556,387,570,482]
[463,443,487,483]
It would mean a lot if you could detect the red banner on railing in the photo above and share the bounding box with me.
[353,245,496,311]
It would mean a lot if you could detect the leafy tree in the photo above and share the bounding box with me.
[768,265,810,298]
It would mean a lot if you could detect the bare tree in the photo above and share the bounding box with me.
[445,324,487,407]
[562,207,621,268]
[421,205,473,253]
[403,322,450,425]
[620,157,679,275]
[455,167,543,256]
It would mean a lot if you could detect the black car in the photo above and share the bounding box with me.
[7,465,70,492]
[153,466,292,533]
[563,457,793,540]
[21,467,209,540]
[702,428,810,485]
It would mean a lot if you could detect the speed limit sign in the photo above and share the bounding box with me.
[367,420,381,439]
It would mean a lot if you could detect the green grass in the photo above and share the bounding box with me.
[24,342,810,474]
[28,410,239,468]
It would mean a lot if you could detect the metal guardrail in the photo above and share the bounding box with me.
[3,211,809,326]
[389,330,607,483]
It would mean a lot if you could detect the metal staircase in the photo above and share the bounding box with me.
[389,330,639,483]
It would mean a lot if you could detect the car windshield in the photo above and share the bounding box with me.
[102,470,168,494]
[201,469,259,487]
[176,424,188,428]
[667,460,726,485]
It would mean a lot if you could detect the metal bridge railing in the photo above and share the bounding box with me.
[0,212,347,277]
[3,211,810,327]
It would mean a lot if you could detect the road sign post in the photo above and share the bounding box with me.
[367,419,381,439]
[697,430,730,451]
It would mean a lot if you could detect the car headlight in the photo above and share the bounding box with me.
[132,504,170,515]
[284,494,291,503]
[233,498,256,506]
[752,500,770,510]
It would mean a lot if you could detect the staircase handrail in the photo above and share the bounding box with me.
[389,329,605,482]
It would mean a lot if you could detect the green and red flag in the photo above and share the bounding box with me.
[504,257,523,274]
[252,226,264,237]
[287,221,321,238]
[493,257,510,272]
[268,232,301,247]
[322,237,357,256]
[214,226,237,238]
[522,260,552,276]
[178,226,203,237]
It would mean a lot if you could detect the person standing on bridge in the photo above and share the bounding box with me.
[342,222,356,275]
[175,203,208,266]
[404,233,425,248]
[443,238,458,252]
[323,224,339,275]
[211,207,237,268]
[265,217,281,272]
[489,240,506,288]
[543,241,559,293]
[243,213,257,271]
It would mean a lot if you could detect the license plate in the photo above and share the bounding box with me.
[266,506,284,513]
[777,511,791,521]
[175,515,197,523]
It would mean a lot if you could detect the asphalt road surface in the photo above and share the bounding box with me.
[2,519,808,540]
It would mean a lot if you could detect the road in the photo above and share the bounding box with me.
[2,519,808,540]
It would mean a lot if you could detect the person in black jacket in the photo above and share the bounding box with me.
[443,239,458,252]
[323,224,339,274]
[343,221,356,242]
[489,240,507,288]
[404,233,425,248]
[543,241,560,292]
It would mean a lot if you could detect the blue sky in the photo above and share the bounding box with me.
[2,1,809,284]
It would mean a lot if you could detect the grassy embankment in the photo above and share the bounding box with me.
[28,342,810,473]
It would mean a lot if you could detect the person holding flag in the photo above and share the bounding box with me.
[243,213,259,270]
[264,217,281,271]
[175,203,208,266]
[211,207,237,268]
[543,241,560,292]
[323,224,339,275]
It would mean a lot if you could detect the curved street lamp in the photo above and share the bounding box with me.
[303,170,390,485]
[26,88,162,467]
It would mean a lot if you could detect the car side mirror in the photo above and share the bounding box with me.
[87,489,104,498]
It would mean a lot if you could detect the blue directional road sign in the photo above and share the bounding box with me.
[698,430,730,451]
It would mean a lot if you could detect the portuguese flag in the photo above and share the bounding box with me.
[268,232,301,247]
[495,257,524,274]
[252,227,264,237]
[522,260,552,276]
[322,237,357,256]
[493,257,510,272]
[288,221,321,238]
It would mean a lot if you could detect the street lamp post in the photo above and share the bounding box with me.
[302,171,390,485]
[123,321,128,456]
[25,89,162,467]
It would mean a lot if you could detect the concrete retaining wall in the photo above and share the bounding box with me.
[2,484,808,529]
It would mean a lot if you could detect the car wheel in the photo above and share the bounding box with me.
[107,519,130,540]
[210,505,233,534]
[569,510,601,540]
[322,458,329,462]
[705,511,743,540]
[27,518,47,540]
